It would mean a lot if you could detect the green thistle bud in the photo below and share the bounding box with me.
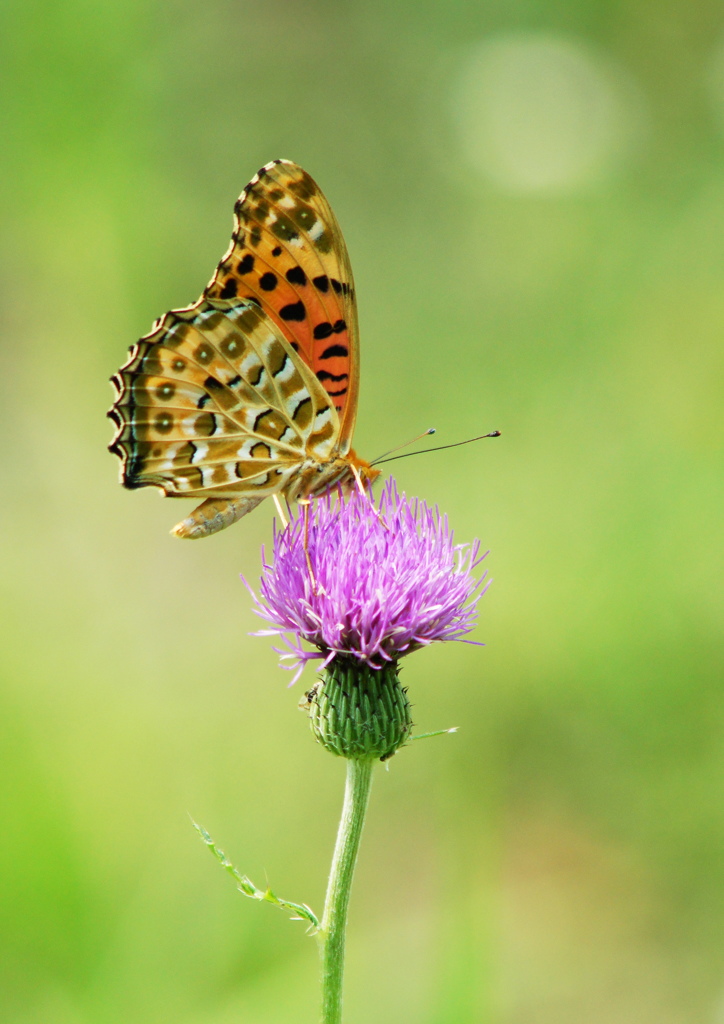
[306,659,413,761]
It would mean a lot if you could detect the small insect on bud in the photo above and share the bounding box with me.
[298,682,321,711]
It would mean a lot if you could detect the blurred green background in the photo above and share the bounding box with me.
[1,1,723,1021]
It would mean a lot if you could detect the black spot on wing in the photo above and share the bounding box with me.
[316,370,348,382]
[237,254,255,274]
[313,274,329,293]
[320,344,348,359]
[280,300,306,321]
[259,272,278,290]
[220,278,237,298]
[286,266,307,286]
[313,321,333,340]
[330,278,342,294]
[312,320,345,341]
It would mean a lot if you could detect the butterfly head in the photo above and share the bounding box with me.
[347,450,381,489]
[292,449,380,503]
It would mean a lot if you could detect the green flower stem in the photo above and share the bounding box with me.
[318,757,374,1024]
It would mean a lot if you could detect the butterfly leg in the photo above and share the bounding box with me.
[298,498,322,595]
[272,493,289,529]
[350,464,388,531]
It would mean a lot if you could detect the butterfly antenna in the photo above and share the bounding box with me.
[370,428,436,466]
[373,431,501,466]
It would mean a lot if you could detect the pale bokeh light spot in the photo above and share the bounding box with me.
[452,33,643,193]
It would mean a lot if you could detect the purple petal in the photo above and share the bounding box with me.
[250,478,490,677]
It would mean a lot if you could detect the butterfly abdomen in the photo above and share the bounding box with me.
[171,496,265,539]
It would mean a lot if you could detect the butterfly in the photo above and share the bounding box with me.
[109,160,379,538]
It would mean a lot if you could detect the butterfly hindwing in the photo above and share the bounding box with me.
[109,298,339,498]
[204,160,359,451]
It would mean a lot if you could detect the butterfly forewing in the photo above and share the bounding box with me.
[205,160,359,451]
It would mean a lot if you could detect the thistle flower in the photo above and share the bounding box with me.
[249,479,489,761]
[252,478,488,677]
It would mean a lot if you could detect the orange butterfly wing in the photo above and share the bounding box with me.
[204,160,359,453]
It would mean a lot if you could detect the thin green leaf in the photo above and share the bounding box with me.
[192,820,320,932]
[411,727,459,741]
